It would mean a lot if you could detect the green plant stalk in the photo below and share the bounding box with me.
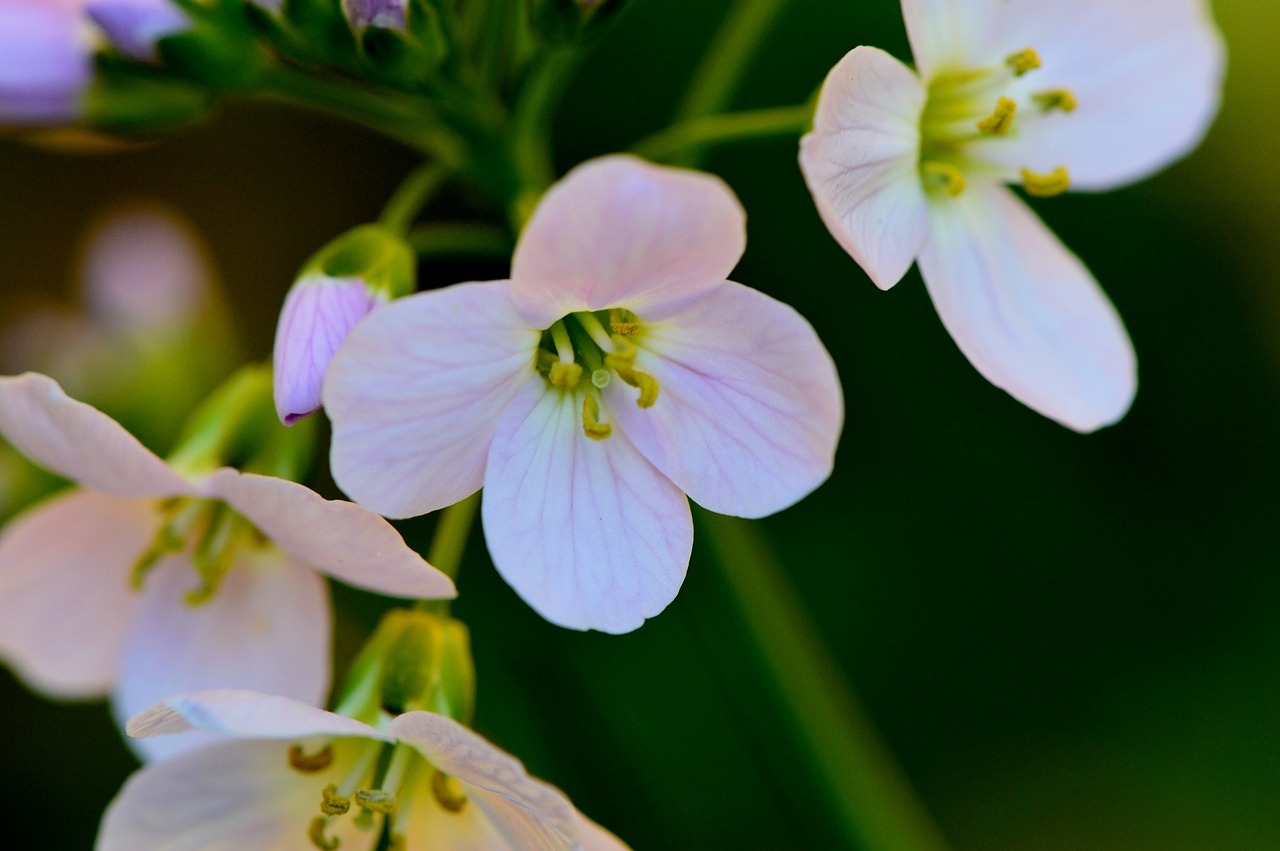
[428,492,481,582]
[631,103,812,163]
[406,222,513,258]
[379,162,453,234]
[697,511,952,851]
[508,47,581,228]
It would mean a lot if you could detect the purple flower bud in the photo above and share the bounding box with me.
[0,3,94,125]
[273,275,385,426]
[87,0,193,63]
[342,0,407,31]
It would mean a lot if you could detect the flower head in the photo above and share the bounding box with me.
[324,155,843,633]
[0,2,94,125]
[99,688,629,851]
[799,0,1225,431]
[0,373,455,759]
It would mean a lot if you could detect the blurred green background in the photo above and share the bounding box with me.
[2,0,1278,848]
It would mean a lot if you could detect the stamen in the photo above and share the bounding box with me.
[549,361,583,389]
[976,97,1017,136]
[617,368,659,408]
[432,770,468,813]
[582,395,612,441]
[321,784,351,816]
[549,321,575,365]
[184,506,240,606]
[308,817,340,851]
[289,744,335,773]
[604,335,637,371]
[1032,88,1077,113]
[1005,48,1041,77]
[574,311,615,353]
[354,788,397,814]
[921,161,966,197]
[609,308,640,338]
[130,499,206,589]
[1021,165,1071,197]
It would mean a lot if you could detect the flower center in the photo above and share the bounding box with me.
[288,740,467,850]
[128,496,268,605]
[918,46,1076,198]
[536,307,661,441]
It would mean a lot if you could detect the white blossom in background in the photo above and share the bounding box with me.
[799,0,1225,432]
[0,373,455,760]
[325,155,843,634]
[99,688,630,851]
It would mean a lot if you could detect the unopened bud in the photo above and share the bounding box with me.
[343,0,407,32]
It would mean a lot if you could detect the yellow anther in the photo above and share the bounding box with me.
[921,161,966,197]
[976,97,1017,136]
[548,360,583,389]
[617,368,660,408]
[1021,165,1071,197]
[308,817,340,851]
[609,308,640,338]
[1005,48,1041,76]
[432,771,469,813]
[289,744,335,773]
[605,335,637,371]
[582,395,612,441]
[319,783,351,816]
[1032,88,1077,113]
[355,788,398,814]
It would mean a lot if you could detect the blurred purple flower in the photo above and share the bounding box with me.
[0,3,94,125]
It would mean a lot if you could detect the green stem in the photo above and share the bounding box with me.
[427,492,481,582]
[379,163,453,234]
[671,0,788,164]
[698,511,952,851]
[406,222,513,259]
[631,104,811,163]
[508,48,581,229]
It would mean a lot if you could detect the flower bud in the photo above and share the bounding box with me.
[86,0,193,63]
[528,0,626,45]
[272,225,415,426]
[0,3,94,126]
[343,0,407,32]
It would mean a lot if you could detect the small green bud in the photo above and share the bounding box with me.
[363,610,477,722]
[306,224,417,300]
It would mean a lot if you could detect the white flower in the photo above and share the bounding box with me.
[0,373,455,759]
[98,688,629,851]
[324,155,844,634]
[799,0,1225,431]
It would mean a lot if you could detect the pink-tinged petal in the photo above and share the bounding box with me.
[0,373,194,497]
[0,490,151,700]
[799,46,929,290]
[901,0,996,79]
[98,738,377,851]
[974,0,1225,190]
[607,281,842,518]
[205,469,456,600]
[400,776,520,851]
[86,0,193,64]
[272,274,384,426]
[325,281,536,519]
[482,380,692,633]
[391,712,578,851]
[510,155,746,327]
[918,184,1136,432]
[0,5,93,125]
[114,549,332,761]
[127,688,383,742]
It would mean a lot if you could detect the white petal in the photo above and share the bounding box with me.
[391,712,577,851]
[974,0,1225,189]
[918,184,1135,432]
[607,282,843,518]
[901,0,995,79]
[127,688,383,742]
[0,373,194,496]
[482,379,692,633]
[509,155,746,327]
[399,774,518,851]
[97,738,377,851]
[324,281,536,519]
[0,490,151,699]
[799,46,929,290]
[576,813,633,851]
[206,469,456,600]
[114,549,332,761]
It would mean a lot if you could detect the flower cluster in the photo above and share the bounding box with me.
[0,0,1224,848]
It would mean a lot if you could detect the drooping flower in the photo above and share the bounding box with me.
[0,372,455,759]
[798,0,1225,432]
[98,688,629,851]
[0,2,95,125]
[324,155,843,634]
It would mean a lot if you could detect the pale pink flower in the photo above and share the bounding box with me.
[0,2,94,125]
[324,155,843,634]
[0,373,455,759]
[799,0,1224,431]
[99,688,629,851]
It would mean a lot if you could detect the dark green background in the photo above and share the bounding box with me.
[2,0,1277,848]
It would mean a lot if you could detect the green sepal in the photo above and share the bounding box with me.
[81,65,211,134]
[526,0,628,46]
[303,224,417,299]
